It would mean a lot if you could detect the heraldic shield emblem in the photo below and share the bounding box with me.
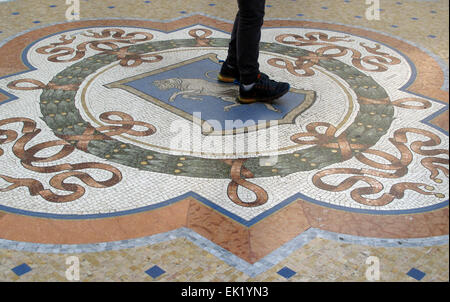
[107,53,316,135]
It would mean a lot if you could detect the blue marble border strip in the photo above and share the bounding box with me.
[0,227,447,277]
[0,192,448,226]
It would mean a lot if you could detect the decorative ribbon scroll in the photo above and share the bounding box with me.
[224,159,269,207]
[7,79,79,91]
[267,54,329,77]
[59,111,157,151]
[35,29,154,63]
[189,28,213,47]
[312,127,448,206]
[291,122,370,160]
[0,111,157,203]
[272,31,401,76]
[391,97,432,110]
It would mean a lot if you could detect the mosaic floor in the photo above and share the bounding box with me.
[0,0,448,283]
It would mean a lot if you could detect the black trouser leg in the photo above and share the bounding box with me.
[225,12,239,69]
[226,0,266,85]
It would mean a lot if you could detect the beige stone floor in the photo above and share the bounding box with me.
[1,238,448,282]
[0,0,448,64]
[0,0,448,282]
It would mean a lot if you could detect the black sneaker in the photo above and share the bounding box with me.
[217,62,240,84]
[238,73,290,103]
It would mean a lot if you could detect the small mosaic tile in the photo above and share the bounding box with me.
[277,267,297,279]
[407,268,427,281]
[11,263,32,276]
[145,265,166,279]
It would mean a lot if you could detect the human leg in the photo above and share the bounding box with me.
[218,12,240,83]
[235,0,266,84]
[219,0,290,102]
[219,0,266,84]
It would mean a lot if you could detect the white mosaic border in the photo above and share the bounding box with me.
[0,16,448,218]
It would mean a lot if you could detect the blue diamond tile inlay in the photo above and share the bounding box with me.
[407,268,426,281]
[277,267,296,279]
[145,265,165,279]
[12,263,32,276]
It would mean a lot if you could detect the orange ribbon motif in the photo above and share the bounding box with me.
[188,29,213,47]
[272,32,401,75]
[7,79,79,91]
[35,29,154,63]
[267,54,330,77]
[0,112,157,203]
[312,127,448,206]
[291,122,369,160]
[59,111,157,151]
[102,46,163,67]
[223,159,269,207]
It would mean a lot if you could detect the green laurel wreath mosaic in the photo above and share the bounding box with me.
[39,38,394,178]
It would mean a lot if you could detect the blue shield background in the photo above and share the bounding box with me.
[123,57,307,131]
